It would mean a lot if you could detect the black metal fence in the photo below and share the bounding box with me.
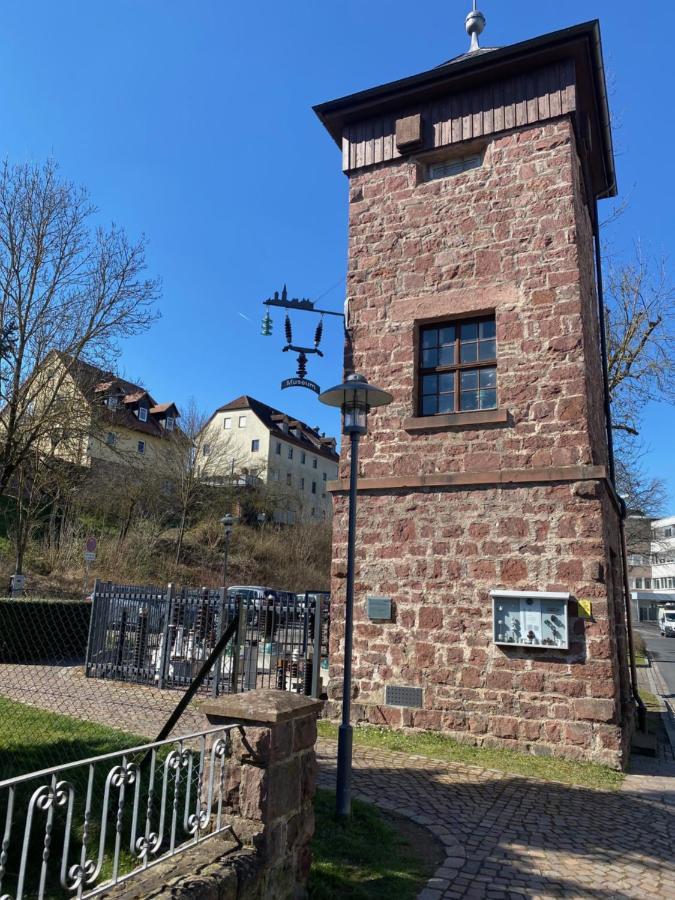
[85,581,330,698]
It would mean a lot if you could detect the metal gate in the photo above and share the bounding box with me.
[84,581,330,698]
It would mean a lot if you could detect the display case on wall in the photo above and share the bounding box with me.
[490,590,570,649]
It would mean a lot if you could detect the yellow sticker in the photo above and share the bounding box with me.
[578,599,592,619]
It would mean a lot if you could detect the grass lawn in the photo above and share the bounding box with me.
[317,720,624,791]
[0,695,144,780]
[309,789,438,899]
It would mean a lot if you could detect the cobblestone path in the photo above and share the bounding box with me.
[317,739,675,899]
[0,662,203,741]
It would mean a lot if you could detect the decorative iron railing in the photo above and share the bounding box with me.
[0,725,240,899]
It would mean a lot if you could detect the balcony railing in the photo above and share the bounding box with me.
[0,725,240,899]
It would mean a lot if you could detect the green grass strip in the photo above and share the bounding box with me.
[317,720,624,791]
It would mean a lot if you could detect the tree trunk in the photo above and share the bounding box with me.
[175,507,187,566]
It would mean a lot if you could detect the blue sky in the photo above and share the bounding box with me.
[0,1,672,506]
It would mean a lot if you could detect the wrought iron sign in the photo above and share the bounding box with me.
[261,285,344,394]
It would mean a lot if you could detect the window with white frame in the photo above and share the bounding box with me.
[166,416,175,431]
[138,406,148,422]
[251,439,260,452]
[427,152,483,182]
[635,578,643,589]
[137,440,145,454]
[223,417,232,429]
[238,415,247,428]
[644,578,652,589]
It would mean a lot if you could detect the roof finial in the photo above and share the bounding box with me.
[465,2,486,53]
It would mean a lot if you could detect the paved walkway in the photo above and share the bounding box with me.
[317,739,675,899]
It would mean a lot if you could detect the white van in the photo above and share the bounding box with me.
[658,604,675,637]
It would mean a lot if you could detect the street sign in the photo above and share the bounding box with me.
[85,536,97,553]
[281,377,320,395]
[84,551,96,562]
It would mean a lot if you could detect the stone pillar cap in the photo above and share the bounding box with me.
[201,689,323,725]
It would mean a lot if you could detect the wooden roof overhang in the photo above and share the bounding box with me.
[314,20,616,200]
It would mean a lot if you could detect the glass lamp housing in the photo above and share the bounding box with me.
[319,373,392,436]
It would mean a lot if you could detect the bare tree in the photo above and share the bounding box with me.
[0,159,159,499]
[156,400,247,565]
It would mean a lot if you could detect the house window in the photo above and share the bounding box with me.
[666,528,673,538]
[288,447,293,460]
[276,441,282,455]
[271,469,279,481]
[323,472,327,482]
[286,473,292,486]
[419,317,496,415]
[238,415,247,428]
[644,578,652,589]
[301,451,306,464]
[203,443,210,456]
[138,406,148,422]
[162,479,173,495]
[106,432,117,447]
[311,481,317,494]
[251,439,260,452]
[223,417,232,429]
[635,579,643,589]
[137,440,145,454]
[301,477,305,490]
[427,153,482,182]
[312,458,318,469]
[165,416,175,431]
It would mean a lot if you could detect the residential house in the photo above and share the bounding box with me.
[628,515,675,621]
[200,396,338,523]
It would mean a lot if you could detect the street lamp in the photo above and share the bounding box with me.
[319,372,392,817]
[220,514,235,587]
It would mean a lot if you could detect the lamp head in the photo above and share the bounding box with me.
[319,373,393,436]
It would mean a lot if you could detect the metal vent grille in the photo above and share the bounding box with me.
[385,685,423,708]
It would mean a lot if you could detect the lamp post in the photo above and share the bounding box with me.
[220,514,235,587]
[319,372,392,817]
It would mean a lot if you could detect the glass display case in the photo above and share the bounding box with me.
[490,590,570,649]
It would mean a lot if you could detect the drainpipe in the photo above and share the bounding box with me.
[593,198,646,732]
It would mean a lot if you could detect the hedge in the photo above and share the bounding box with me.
[0,598,91,663]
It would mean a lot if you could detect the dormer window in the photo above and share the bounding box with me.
[138,406,148,422]
[105,396,118,409]
[165,416,175,431]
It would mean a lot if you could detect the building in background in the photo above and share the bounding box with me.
[628,515,675,622]
[200,395,338,523]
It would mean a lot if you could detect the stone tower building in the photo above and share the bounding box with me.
[315,17,636,767]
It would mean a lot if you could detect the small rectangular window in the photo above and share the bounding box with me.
[644,578,652,589]
[106,432,117,447]
[223,417,232,429]
[419,316,497,416]
[312,458,318,469]
[427,153,482,182]
[271,469,279,481]
[635,578,643,589]
[311,481,317,494]
[137,440,145,454]
[251,439,260,452]
[287,473,292,486]
[322,472,327,482]
[301,452,306,464]
[301,477,305,490]
[138,406,148,422]
[238,415,247,428]
[276,442,282,455]
[165,416,175,431]
[203,443,210,456]
[288,447,293,460]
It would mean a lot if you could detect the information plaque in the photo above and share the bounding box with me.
[490,590,570,649]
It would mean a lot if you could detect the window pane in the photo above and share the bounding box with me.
[422,348,438,368]
[460,370,478,390]
[478,339,496,361]
[438,394,454,414]
[422,374,437,395]
[422,395,438,415]
[479,319,496,339]
[439,326,455,346]
[460,321,478,341]
[480,367,497,388]
[421,329,438,349]
[439,372,455,393]
[479,389,497,409]
[461,390,479,411]
[461,342,478,363]
[438,346,455,366]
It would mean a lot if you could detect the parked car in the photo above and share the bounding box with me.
[658,604,675,637]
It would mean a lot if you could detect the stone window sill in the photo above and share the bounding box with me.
[404,408,510,432]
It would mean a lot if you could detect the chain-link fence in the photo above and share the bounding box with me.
[0,582,330,780]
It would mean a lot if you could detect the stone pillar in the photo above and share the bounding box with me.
[201,689,322,899]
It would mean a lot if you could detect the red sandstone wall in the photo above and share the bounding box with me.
[329,116,633,766]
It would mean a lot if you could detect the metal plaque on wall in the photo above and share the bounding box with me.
[367,596,392,621]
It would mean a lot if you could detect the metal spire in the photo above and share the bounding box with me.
[465,2,486,53]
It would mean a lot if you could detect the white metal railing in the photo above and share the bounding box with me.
[0,725,241,899]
